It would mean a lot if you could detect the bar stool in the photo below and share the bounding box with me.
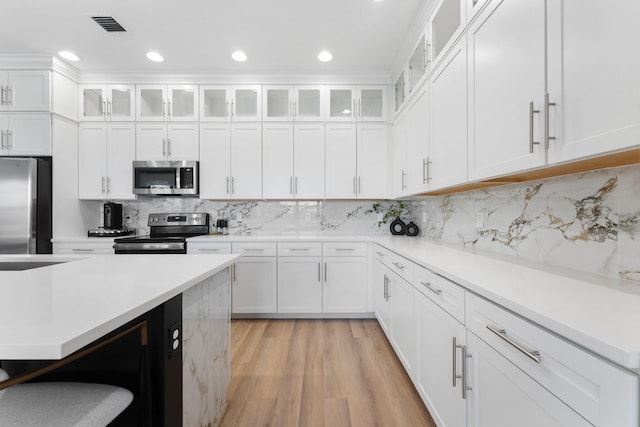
[0,368,133,426]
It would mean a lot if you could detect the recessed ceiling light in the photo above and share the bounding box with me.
[232,51,248,62]
[317,51,333,62]
[58,51,79,62]
[146,51,164,62]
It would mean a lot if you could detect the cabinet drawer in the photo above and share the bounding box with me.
[232,242,276,256]
[277,242,322,257]
[386,252,414,284]
[466,293,639,426]
[187,242,232,254]
[414,264,465,323]
[53,242,114,254]
[322,242,367,257]
[374,245,394,264]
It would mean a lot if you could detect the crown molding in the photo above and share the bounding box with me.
[0,54,80,81]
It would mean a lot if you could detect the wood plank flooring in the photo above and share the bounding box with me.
[220,319,436,427]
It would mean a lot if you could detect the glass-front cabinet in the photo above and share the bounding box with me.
[326,85,386,122]
[394,72,406,113]
[200,85,261,122]
[263,85,324,121]
[430,0,464,68]
[136,85,198,121]
[80,85,135,121]
[408,35,429,93]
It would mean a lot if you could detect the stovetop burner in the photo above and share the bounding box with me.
[88,228,135,238]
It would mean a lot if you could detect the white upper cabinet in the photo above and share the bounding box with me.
[325,124,357,198]
[80,85,135,121]
[263,85,324,122]
[200,85,261,122]
[392,112,408,197]
[429,37,468,191]
[136,85,198,121]
[404,86,430,195]
[357,124,388,199]
[429,0,465,69]
[0,70,50,112]
[136,123,199,160]
[546,0,640,163]
[326,85,386,122]
[0,114,51,156]
[467,0,547,180]
[394,73,406,114]
[231,124,263,199]
[262,123,294,197]
[408,34,430,94]
[263,86,292,121]
[294,124,325,198]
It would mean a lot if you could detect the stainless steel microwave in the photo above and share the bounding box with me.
[132,161,199,196]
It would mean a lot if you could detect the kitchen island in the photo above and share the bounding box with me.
[0,253,238,426]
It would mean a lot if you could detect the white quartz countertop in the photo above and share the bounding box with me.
[188,234,379,242]
[373,236,640,371]
[0,254,238,360]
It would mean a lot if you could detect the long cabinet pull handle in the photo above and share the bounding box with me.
[318,262,321,282]
[486,324,541,363]
[324,262,327,282]
[0,86,5,105]
[167,138,171,157]
[101,177,106,194]
[290,176,293,194]
[358,176,361,194]
[225,100,230,120]
[392,262,405,270]
[107,177,111,193]
[107,100,112,116]
[452,337,458,387]
[452,337,472,399]
[401,170,406,190]
[162,138,166,156]
[295,176,298,194]
[168,99,172,118]
[7,131,12,148]
[231,176,235,194]
[231,100,234,118]
[1,130,5,149]
[420,281,442,295]
[103,101,107,117]
[7,86,13,105]
[544,92,556,149]
[226,177,230,194]
[529,101,541,153]
[353,176,356,195]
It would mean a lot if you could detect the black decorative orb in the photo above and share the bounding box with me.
[390,217,406,235]
[405,221,419,236]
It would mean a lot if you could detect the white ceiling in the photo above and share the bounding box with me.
[0,0,429,78]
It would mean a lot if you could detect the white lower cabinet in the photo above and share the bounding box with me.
[323,256,368,313]
[277,242,323,313]
[387,269,415,374]
[53,241,114,255]
[374,258,391,333]
[232,256,277,314]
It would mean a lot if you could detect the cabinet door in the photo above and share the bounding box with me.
[168,85,198,121]
[278,257,323,313]
[466,332,592,427]
[200,124,231,199]
[405,88,430,195]
[468,0,546,180]
[325,124,357,199]
[429,0,464,69]
[167,124,199,160]
[200,86,230,122]
[0,115,8,155]
[357,86,386,122]
[323,257,367,313]
[374,260,391,334]
[393,113,408,197]
[394,71,406,113]
[136,85,167,121]
[415,290,466,427]
[263,85,292,121]
[388,271,415,374]
[357,124,388,198]
[408,35,429,93]
[136,123,167,160]
[79,85,106,121]
[78,123,108,199]
[7,114,51,156]
[107,85,135,121]
[547,0,640,163]
[230,124,262,198]
[294,124,325,199]
[7,70,50,111]
[294,85,324,121]
[232,258,277,313]
[429,38,468,191]
[107,123,136,200]
[262,124,294,198]
[326,86,356,121]
[231,85,261,121]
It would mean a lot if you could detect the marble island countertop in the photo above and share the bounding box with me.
[0,254,238,360]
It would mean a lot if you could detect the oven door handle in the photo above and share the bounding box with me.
[114,242,186,251]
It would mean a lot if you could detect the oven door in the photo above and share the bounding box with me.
[132,161,198,196]
[114,241,186,254]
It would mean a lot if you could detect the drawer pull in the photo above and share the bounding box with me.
[243,248,265,252]
[334,248,356,251]
[376,251,384,257]
[392,262,405,270]
[486,325,541,364]
[72,248,94,252]
[419,281,442,295]
[289,248,310,251]
[198,248,221,252]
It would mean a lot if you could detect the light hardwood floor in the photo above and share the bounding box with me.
[220,319,436,427]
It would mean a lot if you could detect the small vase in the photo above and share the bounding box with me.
[390,217,406,235]
[405,221,419,236]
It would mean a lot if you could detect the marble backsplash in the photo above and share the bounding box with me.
[122,164,639,283]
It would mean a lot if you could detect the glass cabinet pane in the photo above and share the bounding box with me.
[360,89,384,118]
[265,88,290,118]
[110,88,131,118]
[234,88,259,119]
[432,0,461,59]
[297,89,321,118]
[140,88,164,118]
[202,88,228,119]
[171,88,195,118]
[329,89,354,118]
[395,73,405,111]
[83,88,104,118]
[409,36,427,91]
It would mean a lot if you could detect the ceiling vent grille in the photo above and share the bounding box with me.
[91,16,127,33]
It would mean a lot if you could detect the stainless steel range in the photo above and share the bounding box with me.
[114,213,209,254]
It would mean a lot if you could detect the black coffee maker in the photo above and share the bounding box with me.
[104,202,123,229]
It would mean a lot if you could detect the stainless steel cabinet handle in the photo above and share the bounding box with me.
[423,158,432,183]
[294,99,298,117]
[168,99,172,119]
[243,248,265,252]
[376,251,384,257]
[452,337,458,387]
[232,263,236,283]
[289,248,310,251]
[226,176,230,194]
[357,99,362,118]
[231,176,235,194]
[72,248,94,252]
[335,248,355,251]
[167,138,171,157]
[401,170,406,190]
[420,281,442,295]
[225,99,230,120]
[392,261,405,270]
[353,176,356,195]
[162,138,167,156]
[424,41,431,69]
[357,176,361,194]
[107,100,112,117]
[0,130,4,149]
[0,86,5,105]
[383,274,389,300]
[103,101,107,117]
[294,176,298,194]
[163,100,167,118]
[452,337,472,399]
[318,262,321,282]
[231,100,235,118]
[324,262,327,282]
[107,177,111,193]
[486,325,541,363]
[7,130,12,148]
[198,248,221,252]
[544,93,556,149]
[7,86,13,106]
[101,177,106,194]
[352,99,355,118]
[290,176,293,194]
[386,276,391,299]
[529,101,540,153]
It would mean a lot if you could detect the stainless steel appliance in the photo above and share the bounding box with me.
[114,213,209,254]
[0,157,52,254]
[133,161,198,196]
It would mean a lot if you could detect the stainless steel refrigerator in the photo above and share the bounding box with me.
[0,157,52,254]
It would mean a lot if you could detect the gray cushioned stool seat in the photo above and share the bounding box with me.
[0,369,133,427]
